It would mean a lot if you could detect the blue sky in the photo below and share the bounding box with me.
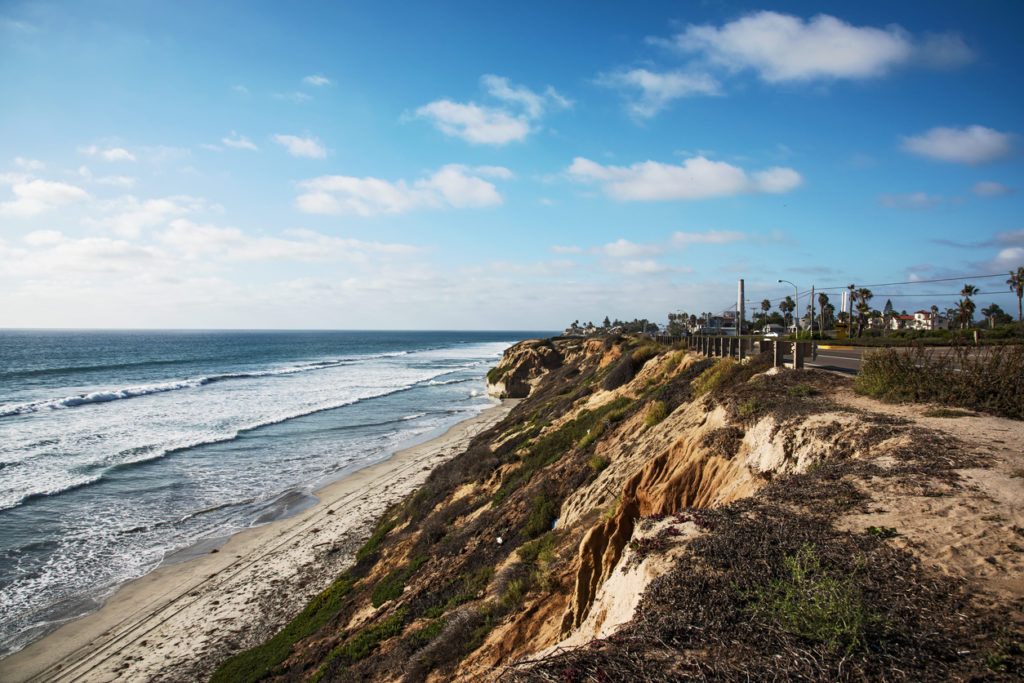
[1,1,1022,329]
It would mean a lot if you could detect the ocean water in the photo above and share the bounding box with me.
[0,329,543,658]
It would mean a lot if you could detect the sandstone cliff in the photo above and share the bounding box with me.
[212,336,1024,682]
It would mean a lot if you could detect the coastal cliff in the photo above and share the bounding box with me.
[212,336,1024,681]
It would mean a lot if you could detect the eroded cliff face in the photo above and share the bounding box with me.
[216,336,1024,682]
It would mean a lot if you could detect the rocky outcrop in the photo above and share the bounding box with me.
[486,339,564,398]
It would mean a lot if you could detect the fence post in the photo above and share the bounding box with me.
[773,340,785,368]
[793,341,806,369]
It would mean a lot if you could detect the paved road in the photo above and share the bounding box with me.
[805,346,868,374]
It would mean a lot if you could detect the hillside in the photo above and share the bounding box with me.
[213,336,1024,682]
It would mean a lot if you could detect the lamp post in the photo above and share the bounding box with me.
[778,279,798,334]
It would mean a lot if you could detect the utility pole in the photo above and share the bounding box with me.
[737,279,745,337]
[810,285,815,337]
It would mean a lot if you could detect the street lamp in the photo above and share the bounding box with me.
[778,279,798,334]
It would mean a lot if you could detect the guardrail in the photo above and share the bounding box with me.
[688,336,814,370]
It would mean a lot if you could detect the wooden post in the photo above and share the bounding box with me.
[773,340,785,368]
[793,341,806,369]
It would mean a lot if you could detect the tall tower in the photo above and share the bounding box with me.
[737,279,745,336]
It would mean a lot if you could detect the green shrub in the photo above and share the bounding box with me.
[855,344,1024,419]
[643,400,669,427]
[738,398,764,420]
[578,424,603,450]
[211,573,356,683]
[588,454,611,472]
[317,607,408,678]
[786,384,813,397]
[499,578,525,610]
[517,531,559,564]
[525,493,557,538]
[371,556,428,607]
[631,345,659,366]
[492,397,632,504]
[663,350,686,374]
[357,516,397,561]
[749,544,873,654]
[486,365,509,384]
[691,359,737,398]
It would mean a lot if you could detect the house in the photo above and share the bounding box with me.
[889,314,915,331]
[912,310,949,331]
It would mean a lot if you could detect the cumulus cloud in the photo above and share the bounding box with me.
[653,11,972,84]
[222,132,259,151]
[902,125,1013,165]
[878,192,943,209]
[80,145,137,162]
[416,74,569,145]
[987,247,1024,272]
[295,164,508,216]
[669,230,745,246]
[14,157,45,170]
[593,238,662,258]
[86,195,204,237]
[273,134,327,158]
[1,234,156,276]
[971,181,1013,197]
[0,179,89,217]
[567,156,802,201]
[302,75,331,86]
[597,68,720,118]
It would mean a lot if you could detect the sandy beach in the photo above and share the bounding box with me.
[0,399,515,683]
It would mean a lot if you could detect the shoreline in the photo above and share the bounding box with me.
[0,399,516,683]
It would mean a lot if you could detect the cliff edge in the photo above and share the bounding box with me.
[211,336,1024,682]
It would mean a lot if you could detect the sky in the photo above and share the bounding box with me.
[1,1,1022,330]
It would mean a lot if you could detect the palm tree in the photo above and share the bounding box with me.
[959,284,978,328]
[760,299,771,329]
[853,288,873,336]
[817,292,829,333]
[1007,267,1024,322]
[779,296,796,331]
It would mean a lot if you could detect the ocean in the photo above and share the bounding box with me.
[0,329,544,658]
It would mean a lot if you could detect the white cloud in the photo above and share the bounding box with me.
[416,100,531,145]
[157,220,422,263]
[95,175,137,187]
[303,75,331,86]
[593,238,662,258]
[416,75,569,145]
[14,157,45,171]
[598,68,720,118]
[878,192,943,209]
[23,230,64,246]
[79,145,137,162]
[669,230,745,246]
[567,156,802,201]
[602,259,690,276]
[295,164,507,216]
[0,179,89,217]
[222,132,259,151]
[550,245,582,254]
[273,134,327,159]
[915,32,974,68]
[971,181,1013,197]
[668,11,913,82]
[988,247,1024,272]
[902,125,1013,165]
[86,195,203,237]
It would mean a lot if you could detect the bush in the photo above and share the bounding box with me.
[525,493,558,538]
[486,365,509,384]
[749,544,874,654]
[643,400,668,427]
[588,454,611,472]
[855,344,1024,419]
[211,573,357,683]
[601,354,638,391]
[372,556,428,607]
[631,345,659,366]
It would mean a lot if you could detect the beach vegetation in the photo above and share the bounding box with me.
[524,492,557,538]
[643,400,668,427]
[210,572,356,683]
[486,365,510,384]
[492,397,632,505]
[577,423,603,450]
[371,555,428,607]
[749,544,873,654]
[314,607,407,681]
[587,453,610,472]
[356,515,398,562]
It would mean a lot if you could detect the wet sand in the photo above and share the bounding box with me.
[0,400,515,682]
